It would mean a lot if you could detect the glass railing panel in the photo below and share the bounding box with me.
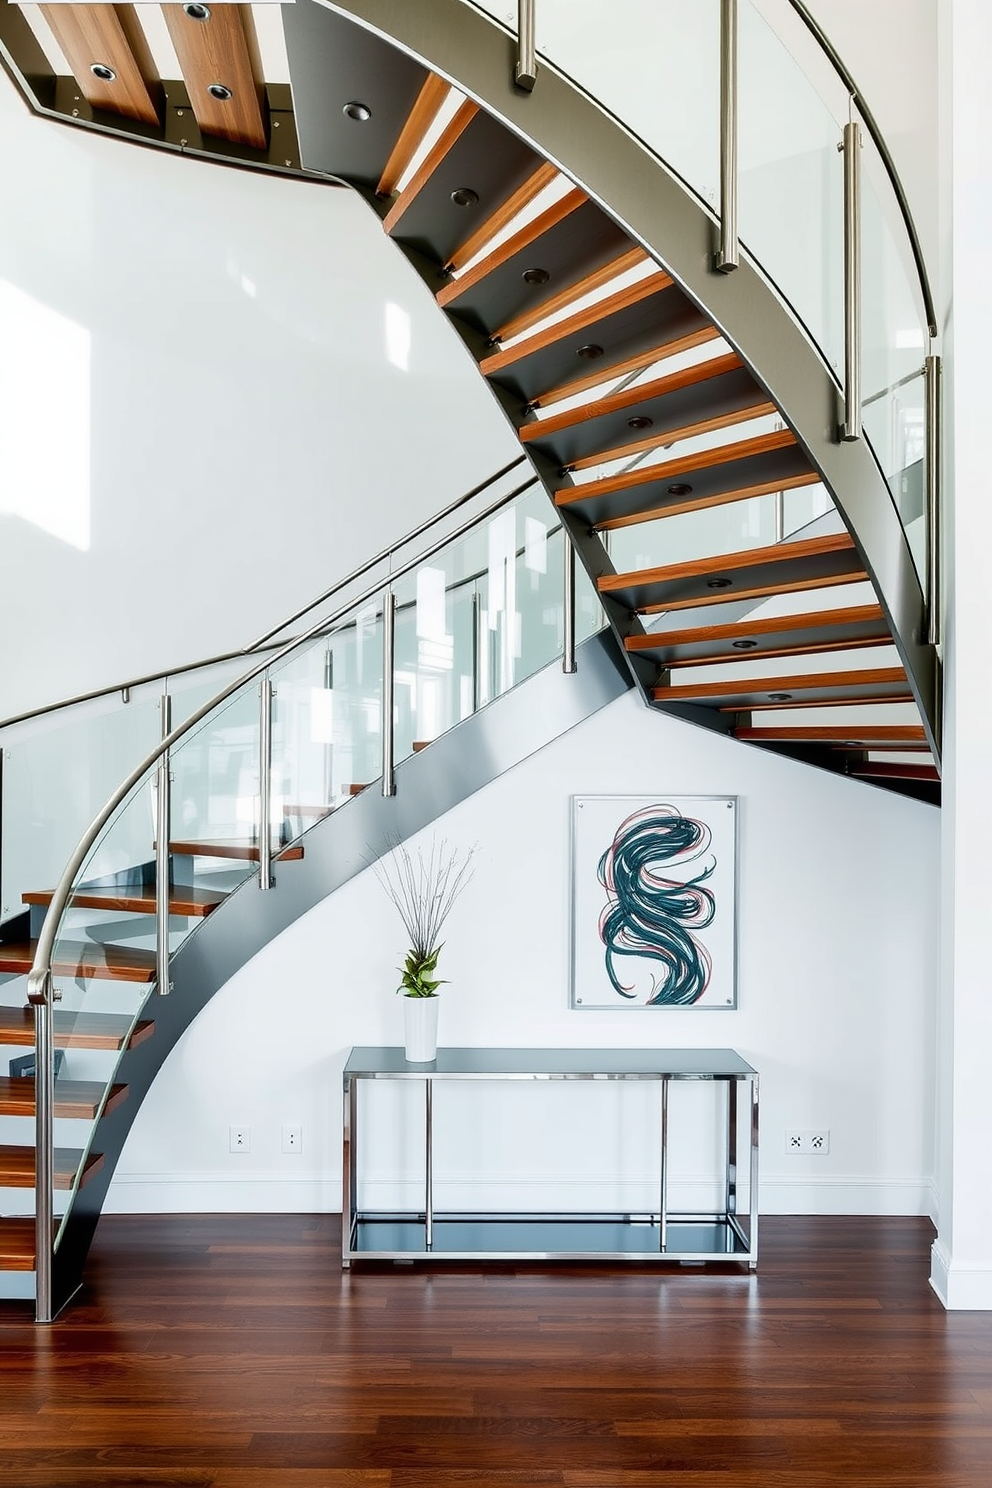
[860,168,928,588]
[167,682,262,897]
[862,367,926,585]
[269,599,384,823]
[0,690,161,934]
[465,0,721,210]
[738,0,845,380]
[390,485,572,759]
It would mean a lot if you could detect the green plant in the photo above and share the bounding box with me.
[373,837,477,998]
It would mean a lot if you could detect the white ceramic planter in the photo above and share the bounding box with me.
[403,995,439,1062]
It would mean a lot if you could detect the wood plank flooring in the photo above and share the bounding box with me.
[0,1214,989,1486]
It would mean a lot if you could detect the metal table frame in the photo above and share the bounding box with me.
[342,1047,759,1269]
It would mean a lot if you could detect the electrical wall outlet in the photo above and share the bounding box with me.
[282,1123,303,1154]
[229,1126,250,1153]
[785,1128,830,1155]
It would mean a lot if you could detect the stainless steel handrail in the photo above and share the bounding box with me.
[24,466,545,1318]
[515,0,537,90]
[0,457,530,733]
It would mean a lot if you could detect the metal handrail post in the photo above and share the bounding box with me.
[155,694,173,993]
[29,968,54,1323]
[716,0,739,272]
[841,118,863,441]
[925,353,942,647]
[562,538,577,674]
[259,675,274,890]
[516,0,537,91]
[381,589,396,797]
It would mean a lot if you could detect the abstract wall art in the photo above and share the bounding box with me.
[570,795,738,1010]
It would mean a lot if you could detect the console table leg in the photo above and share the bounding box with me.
[659,1076,669,1252]
[342,1075,356,1269]
[749,1073,760,1270]
[425,1077,434,1251]
[727,1079,739,1234]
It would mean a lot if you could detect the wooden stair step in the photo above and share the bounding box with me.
[23,885,227,918]
[0,1217,36,1271]
[162,4,267,151]
[736,724,929,748]
[283,8,435,191]
[600,533,866,614]
[167,839,303,862]
[0,941,157,984]
[532,324,723,411]
[0,1145,104,1190]
[385,104,545,268]
[626,605,891,668]
[558,429,819,529]
[522,353,767,468]
[853,761,940,783]
[654,667,912,711]
[376,71,450,198]
[441,160,562,276]
[440,189,627,327]
[0,1007,154,1052]
[0,1077,128,1120]
[479,275,702,406]
[40,4,162,127]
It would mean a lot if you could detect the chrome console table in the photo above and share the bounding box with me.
[342,1047,759,1269]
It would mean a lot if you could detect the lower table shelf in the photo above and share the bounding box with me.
[350,1213,752,1262]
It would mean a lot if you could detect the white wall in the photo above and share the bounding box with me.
[107,688,940,1219]
[0,69,519,722]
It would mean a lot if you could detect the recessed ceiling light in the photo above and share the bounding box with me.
[343,101,371,122]
[707,578,733,589]
[522,267,550,285]
[90,64,117,82]
[732,639,758,650]
[450,187,479,207]
[768,693,793,702]
[576,344,604,360]
[183,2,211,19]
[207,83,232,101]
[627,416,653,431]
[667,483,693,496]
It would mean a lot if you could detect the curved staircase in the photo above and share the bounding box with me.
[0,0,940,1316]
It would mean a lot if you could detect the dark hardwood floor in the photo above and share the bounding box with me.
[0,1214,990,1486]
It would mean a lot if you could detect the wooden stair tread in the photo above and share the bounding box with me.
[439,183,592,309]
[0,1217,36,1271]
[737,724,928,746]
[654,667,912,710]
[376,71,449,198]
[442,160,562,276]
[23,886,227,918]
[853,761,940,782]
[0,941,157,983]
[532,324,722,410]
[600,534,866,614]
[0,1145,104,1190]
[522,354,769,469]
[0,1076,128,1120]
[385,104,545,269]
[626,605,891,668]
[167,839,304,862]
[558,429,818,529]
[0,1007,154,1051]
[478,277,704,406]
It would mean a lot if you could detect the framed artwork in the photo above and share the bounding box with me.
[570,795,738,1010]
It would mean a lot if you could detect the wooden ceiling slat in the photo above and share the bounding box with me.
[162,3,267,150]
[38,5,162,125]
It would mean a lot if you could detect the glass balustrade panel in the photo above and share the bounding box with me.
[167,682,263,900]
[390,486,572,759]
[860,168,929,589]
[464,0,721,210]
[269,599,384,827]
[0,690,161,939]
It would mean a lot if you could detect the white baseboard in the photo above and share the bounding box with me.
[106,1168,935,1218]
[930,1237,992,1310]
